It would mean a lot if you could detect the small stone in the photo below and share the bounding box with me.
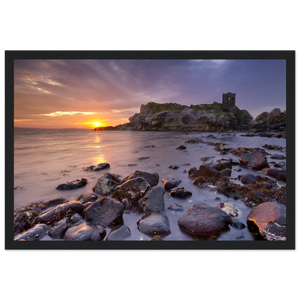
[236,234,244,239]
[138,157,150,160]
[161,178,181,190]
[169,187,192,198]
[176,145,187,150]
[93,163,110,171]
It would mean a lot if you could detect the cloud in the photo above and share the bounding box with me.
[110,107,140,114]
[41,111,97,117]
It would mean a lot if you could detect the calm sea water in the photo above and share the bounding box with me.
[14,128,286,241]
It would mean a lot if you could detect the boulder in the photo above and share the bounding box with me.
[93,163,110,171]
[14,198,69,217]
[14,224,47,241]
[247,202,286,241]
[33,201,85,225]
[137,213,171,236]
[121,170,159,187]
[93,173,121,195]
[239,174,257,184]
[239,150,269,170]
[65,222,106,241]
[210,163,224,171]
[198,165,220,177]
[129,113,148,130]
[188,167,198,178]
[178,205,231,236]
[264,168,286,182]
[106,225,131,240]
[83,197,124,227]
[69,213,83,225]
[146,111,178,129]
[221,159,232,169]
[77,194,98,204]
[138,186,165,213]
[179,108,196,125]
[14,210,39,236]
[219,169,232,177]
[113,177,150,205]
[268,108,281,123]
[48,218,69,239]
[216,115,230,128]
[56,178,88,190]
[255,112,268,124]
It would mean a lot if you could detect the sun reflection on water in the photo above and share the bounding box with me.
[93,135,106,164]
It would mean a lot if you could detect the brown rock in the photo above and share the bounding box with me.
[178,205,231,236]
[264,168,286,182]
[247,202,286,241]
[239,150,269,170]
[198,165,220,177]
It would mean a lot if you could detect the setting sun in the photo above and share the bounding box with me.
[93,122,101,127]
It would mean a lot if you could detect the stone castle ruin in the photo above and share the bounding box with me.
[222,92,236,112]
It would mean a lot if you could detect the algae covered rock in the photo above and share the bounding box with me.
[113,177,151,205]
[93,173,121,195]
[121,170,159,187]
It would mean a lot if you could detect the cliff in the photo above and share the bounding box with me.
[110,101,253,131]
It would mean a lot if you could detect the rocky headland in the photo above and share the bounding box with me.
[94,102,286,134]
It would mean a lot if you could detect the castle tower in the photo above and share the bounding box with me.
[222,92,236,112]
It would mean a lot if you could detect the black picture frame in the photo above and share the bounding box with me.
[5,50,295,250]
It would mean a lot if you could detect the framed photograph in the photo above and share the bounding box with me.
[5,51,295,249]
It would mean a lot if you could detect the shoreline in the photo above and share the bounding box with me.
[15,131,285,240]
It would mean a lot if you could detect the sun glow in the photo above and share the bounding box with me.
[75,120,108,129]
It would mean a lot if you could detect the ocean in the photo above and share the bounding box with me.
[14,128,286,241]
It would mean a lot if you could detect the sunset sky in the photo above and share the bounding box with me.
[14,59,286,129]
